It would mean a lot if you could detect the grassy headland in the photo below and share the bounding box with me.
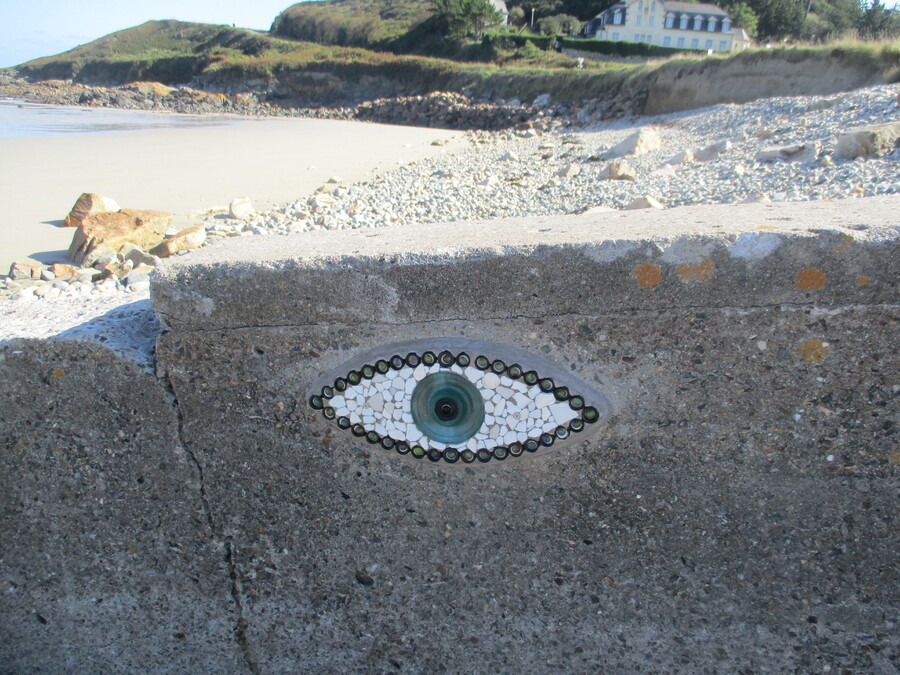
[7,11,900,114]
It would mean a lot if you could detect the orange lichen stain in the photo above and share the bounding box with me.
[677,257,715,282]
[800,339,829,363]
[833,234,854,252]
[634,263,662,289]
[757,225,781,230]
[795,267,827,290]
[52,368,64,378]
[890,450,900,465]
[855,275,871,286]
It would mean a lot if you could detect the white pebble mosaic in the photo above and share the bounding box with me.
[309,351,601,464]
[330,363,579,451]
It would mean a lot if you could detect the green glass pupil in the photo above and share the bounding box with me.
[411,372,485,445]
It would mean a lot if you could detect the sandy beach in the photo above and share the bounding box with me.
[0,115,463,271]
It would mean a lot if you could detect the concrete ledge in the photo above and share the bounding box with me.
[152,196,899,332]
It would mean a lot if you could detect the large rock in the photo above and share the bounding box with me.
[228,197,255,220]
[606,127,662,158]
[757,142,820,163]
[8,261,42,280]
[695,140,733,162]
[62,192,121,228]
[67,208,173,267]
[150,224,207,258]
[625,195,665,210]
[606,159,637,181]
[835,122,900,160]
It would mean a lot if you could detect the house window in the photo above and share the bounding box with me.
[612,31,620,39]
[719,40,727,50]
[722,19,731,31]
[638,1,643,10]
[677,36,685,46]
[693,16,702,30]
[648,16,654,26]
[679,15,688,29]
[708,17,717,31]
[664,36,671,46]
[691,37,699,47]
[665,14,674,27]
[614,11,623,24]
[636,15,642,25]
[705,39,712,48]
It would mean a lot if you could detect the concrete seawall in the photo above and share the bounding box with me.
[3,197,898,671]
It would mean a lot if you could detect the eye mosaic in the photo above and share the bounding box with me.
[309,350,601,464]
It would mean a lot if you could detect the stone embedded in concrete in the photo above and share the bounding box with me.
[152,196,900,333]
[0,340,243,671]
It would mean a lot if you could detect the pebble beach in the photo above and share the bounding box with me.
[2,82,899,369]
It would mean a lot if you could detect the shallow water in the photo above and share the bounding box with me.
[0,99,243,138]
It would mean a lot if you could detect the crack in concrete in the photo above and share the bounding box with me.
[155,301,899,335]
[158,372,260,675]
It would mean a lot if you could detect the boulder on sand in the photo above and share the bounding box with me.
[67,208,173,267]
[63,193,121,228]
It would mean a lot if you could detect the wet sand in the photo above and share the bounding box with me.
[0,116,462,271]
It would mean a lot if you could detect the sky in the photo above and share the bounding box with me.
[2,0,899,67]
[0,0,309,68]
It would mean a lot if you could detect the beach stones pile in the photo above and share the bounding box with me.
[355,92,540,130]
[4,193,206,301]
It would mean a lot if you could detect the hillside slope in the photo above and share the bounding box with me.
[8,19,900,114]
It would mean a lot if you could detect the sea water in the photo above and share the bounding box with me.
[0,99,242,139]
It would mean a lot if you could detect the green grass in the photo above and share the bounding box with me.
[10,19,900,107]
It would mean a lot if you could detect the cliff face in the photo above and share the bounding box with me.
[642,50,890,115]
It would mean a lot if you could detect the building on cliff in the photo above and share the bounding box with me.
[585,0,752,52]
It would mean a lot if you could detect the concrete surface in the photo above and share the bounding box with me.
[152,197,899,332]
[3,196,898,672]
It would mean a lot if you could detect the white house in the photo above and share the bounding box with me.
[585,0,751,52]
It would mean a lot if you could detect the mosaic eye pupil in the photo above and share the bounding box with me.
[390,356,405,370]
[523,371,538,385]
[475,356,490,370]
[411,446,426,458]
[337,417,351,429]
[444,449,460,463]
[491,360,506,374]
[456,353,471,367]
[477,449,492,462]
[309,395,324,410]
[569,396,584,410]
[554,386,569,401]
[583,407,599,423]
[435,398,460,422]
[348,370,361,385]
[362,365,375,379]
[569,418,585,432]
[539,378,555,392]
[438,351,455,367]
[422,351,437,366]
[381,437,396,449]
[321,386,334,399]
[334,378,347,392]
[376,360,390,374]
[427,448,443,462]
[411,371,485,445]
[461,450,476,463]
[395,441,410,454]
[508,364,523,378]
[525,439,540,453]
[493,447,509,460]
[323,407,336,420]
[405,353,420,367]
[508,443,524,456]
